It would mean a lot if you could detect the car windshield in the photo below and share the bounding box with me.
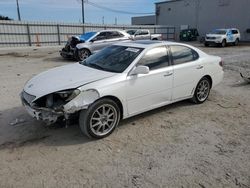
[79,32,97,41]
[210,30,227,35]
[126,30,137,35]
[80,45,143,73]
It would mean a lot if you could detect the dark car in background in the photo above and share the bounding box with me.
[179,28,199,41]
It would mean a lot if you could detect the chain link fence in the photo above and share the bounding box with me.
[0,20,176,47]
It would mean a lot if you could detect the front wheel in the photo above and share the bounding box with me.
[191,77,211,104]
[76,48,90,61]
[221,39,226,47]
[79,98,120,139]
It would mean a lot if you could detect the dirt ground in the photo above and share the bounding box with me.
[0,43,249,188]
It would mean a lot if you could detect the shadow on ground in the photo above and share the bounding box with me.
[0,100,194,150]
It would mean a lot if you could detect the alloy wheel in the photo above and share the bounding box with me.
[90,104,118,136]
[196,80,210,102]
[79,49,90,60]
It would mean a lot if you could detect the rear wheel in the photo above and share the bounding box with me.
[76,48,90,61]
[234,38,239,46]
[79,98,120,139]
[204,42,209,47]
[192,77,211,104]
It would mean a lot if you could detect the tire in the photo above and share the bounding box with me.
[191,77,211,104]
[76,48,90,61]
[221,39,226,47]
[204,42,209,47]
[79,98,120,139]
[234,38,239,46]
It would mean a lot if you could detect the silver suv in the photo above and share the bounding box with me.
[60,30,131,61]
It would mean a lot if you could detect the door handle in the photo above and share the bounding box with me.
[196,65,204,69]
[164,71,173,77]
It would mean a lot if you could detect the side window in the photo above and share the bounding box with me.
[140,30,149,35]
[137,46,169,70]
[94,32,107,41]
[108,31,124,39]
[232,30,238,34]
[170,45,199,65]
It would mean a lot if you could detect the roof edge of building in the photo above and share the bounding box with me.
[155,0,183,5]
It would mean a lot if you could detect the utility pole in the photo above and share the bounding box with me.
[115,17,117,25]
[102,16,105,25]
[81,0,85,24]
[16,0,21,21]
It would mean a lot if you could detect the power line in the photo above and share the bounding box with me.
[79,0,154,15]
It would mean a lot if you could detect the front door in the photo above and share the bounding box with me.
[126,46,173,116]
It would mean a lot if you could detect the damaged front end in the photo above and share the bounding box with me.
[60,36,84,59]
[21,89,100,125]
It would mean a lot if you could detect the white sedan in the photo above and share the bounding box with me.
[21,41,224,139]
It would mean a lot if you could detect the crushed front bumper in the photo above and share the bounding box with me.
[60,49,74,58]
[21,94,64,124]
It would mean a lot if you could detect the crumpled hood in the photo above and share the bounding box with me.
[24,63,115,99]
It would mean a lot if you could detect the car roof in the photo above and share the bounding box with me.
[215,28,239,31]
[116,40,183,48]
[97,29,125,33]
[85,30,126,33]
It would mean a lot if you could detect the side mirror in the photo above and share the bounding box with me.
[130,65,150,75]
[90,39,95,43]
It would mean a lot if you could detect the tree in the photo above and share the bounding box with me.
[0,15,13,20]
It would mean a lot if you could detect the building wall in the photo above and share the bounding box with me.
[156,0,250,41]
[132,15,156,25]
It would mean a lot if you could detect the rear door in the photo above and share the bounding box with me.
[169,45,204,100]
[232,29,240,41]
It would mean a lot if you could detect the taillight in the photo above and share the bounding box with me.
[219,60,224,67]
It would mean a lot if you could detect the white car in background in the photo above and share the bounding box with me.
[205,28,240,47]
[21,41,224,139]
[126,29,162,40]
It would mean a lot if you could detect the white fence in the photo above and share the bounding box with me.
[0,20,176,47]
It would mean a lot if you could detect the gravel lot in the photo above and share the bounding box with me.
[0,43,249,188]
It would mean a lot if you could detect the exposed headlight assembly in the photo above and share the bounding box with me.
[56,89,81,102]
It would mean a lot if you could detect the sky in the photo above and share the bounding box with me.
[0,0,163,24]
